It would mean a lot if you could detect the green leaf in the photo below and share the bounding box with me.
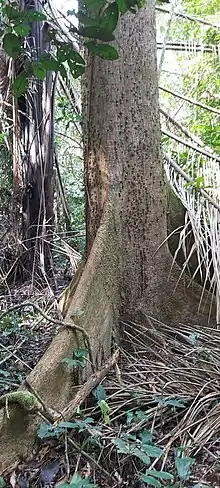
[117,0,145,13]
[37,423,64,439]
[24,10,47,22]
[38,58,60,71]
[58,421,78,429]
[78,26,115,41]
[75,11,98,26]
[133,448,151,465]
[58,64,67,80]
[13,23,30,37]
[68,60,85,78]
[57,418,94,433]
[126,410,134,424]
[3,33,22,58]
[139,430,153,444]
[85,41,119,60]
[139,475,161,487]
[188,332,199,345]
[4,5,23,20]
[156,397,186,408]
[0,477,6,488]
[99,399,110,424]
[33,65,46,80]
[0,369,11,377]
[74,348,88,358]
[57,44,85,65]
[12,74,28,98]
[175,457,195,480]
[117,0,128,13]
[142,444,163,458]
[144,470,174,480]
[163,399,186,408]
[4,6,47,22]
[71,472,100,487]
[62,358,84,367]
[99,2,119,32]
[92,384,106,401]
[113,438,131,454]
[84,0,107,14]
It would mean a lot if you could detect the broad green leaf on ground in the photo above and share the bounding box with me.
[92,384,106,401]
[133,448,151,465]
[175,456,195,480]
[113,438,131,454]
[141,444,163,457]
[144,469,174,480]
[59,472,100,487]
[37,423,64,439]
[139,475,161,487]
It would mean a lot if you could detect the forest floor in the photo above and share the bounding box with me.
[0,283,220,488]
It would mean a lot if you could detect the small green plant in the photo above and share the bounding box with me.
[155,397,186,409]
[92,385,110,424]
[113,430,164,466]
[139,469,174,487]
[37,417,94,440]
[175,451,195,481]
[62,348,89,368]
[59,472,100,487]
[126,408,149,424]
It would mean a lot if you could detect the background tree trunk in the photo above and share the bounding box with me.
[16,0,55,279]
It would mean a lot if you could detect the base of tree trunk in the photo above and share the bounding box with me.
[0,203,215,471]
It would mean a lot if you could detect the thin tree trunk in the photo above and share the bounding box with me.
[19,0,55,278]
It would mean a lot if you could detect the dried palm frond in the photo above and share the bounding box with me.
[91,318,220,457]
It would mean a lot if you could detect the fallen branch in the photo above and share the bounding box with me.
[61,349,120,421]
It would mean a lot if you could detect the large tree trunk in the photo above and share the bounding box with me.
[0,0,215,470]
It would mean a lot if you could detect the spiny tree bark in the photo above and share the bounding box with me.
[0,0,215,470]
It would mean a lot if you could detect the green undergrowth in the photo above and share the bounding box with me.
[34,394,210,488]
[32,375,212,487]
